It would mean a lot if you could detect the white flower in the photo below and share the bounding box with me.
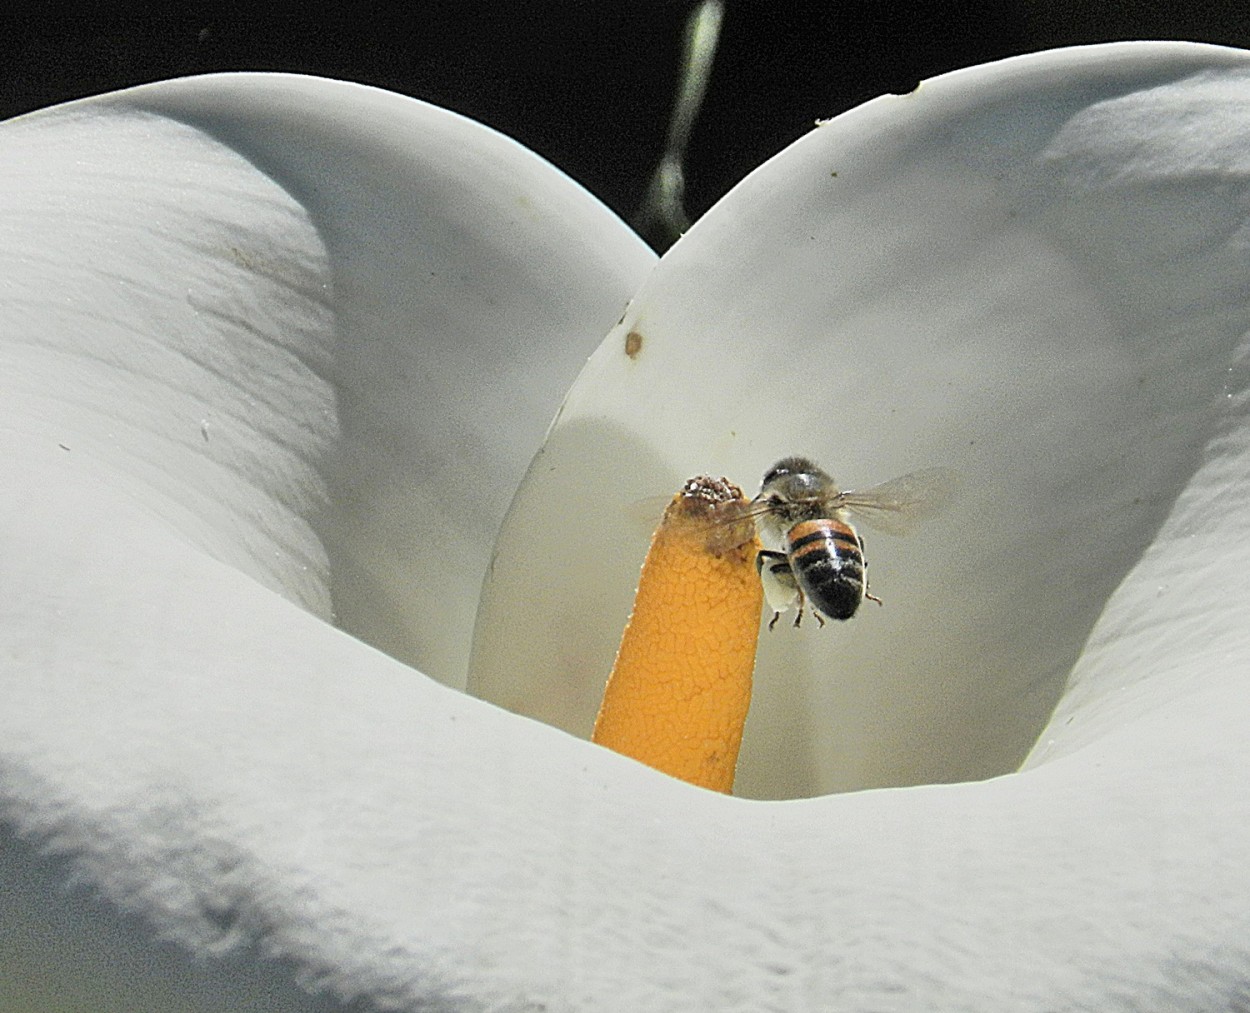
[3,42,1250,1011]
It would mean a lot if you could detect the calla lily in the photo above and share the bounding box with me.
[4,39,1250,1010]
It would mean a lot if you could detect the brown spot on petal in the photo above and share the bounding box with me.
[624,330,644,360]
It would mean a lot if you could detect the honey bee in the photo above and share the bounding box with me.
[747,456,956,629]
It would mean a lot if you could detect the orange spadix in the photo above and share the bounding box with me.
[592,475,763,793]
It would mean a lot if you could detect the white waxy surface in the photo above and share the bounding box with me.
[4,45,1250,1011]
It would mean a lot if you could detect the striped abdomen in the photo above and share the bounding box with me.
[785,518,866,621]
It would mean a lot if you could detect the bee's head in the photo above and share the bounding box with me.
[759,456,834,504]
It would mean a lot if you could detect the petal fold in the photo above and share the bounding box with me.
[1,73,650,1009]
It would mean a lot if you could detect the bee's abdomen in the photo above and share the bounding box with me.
[785,519,865,620]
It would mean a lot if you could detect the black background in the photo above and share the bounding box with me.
[3,2,1248,249]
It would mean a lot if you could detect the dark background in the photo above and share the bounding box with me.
[3,2,1248,249]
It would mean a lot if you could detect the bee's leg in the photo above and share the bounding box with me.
[861,539,883,606]
[757,550,800,631]
[813,610,826,628]
[756,549,790,576]
[792,587,813,628]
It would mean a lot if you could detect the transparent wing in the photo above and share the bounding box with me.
[627,494,676,531]
[837,467,959,536]
[629,491,761,554]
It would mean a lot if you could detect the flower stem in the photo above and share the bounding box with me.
[633,0,725,249]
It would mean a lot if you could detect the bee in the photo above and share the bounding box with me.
[746,456,956,629]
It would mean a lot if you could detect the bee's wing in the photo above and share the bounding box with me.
[694,497,765,554]
[838,467,959,536]
[629,493,763,553]
[628,494,676,530]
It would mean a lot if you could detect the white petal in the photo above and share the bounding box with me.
[0,74,649,1009]
[7,43,1250,1010]
[0,72,652,686]
[475,40,1250,802]
[466,41,1250,1003]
